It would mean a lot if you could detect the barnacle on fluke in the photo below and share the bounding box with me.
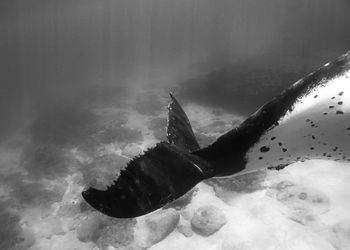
[83,51,350,218]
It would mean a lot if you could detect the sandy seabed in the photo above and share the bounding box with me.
[0,94,349,250]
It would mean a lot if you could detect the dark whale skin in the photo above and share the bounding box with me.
[82,51,350,218]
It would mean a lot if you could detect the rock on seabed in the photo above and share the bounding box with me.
[122,143,143,158]
[76,213,106,243]
[191,205,227,236]
[144,208,180,246]
[177,225,193,238]
[329,220,350,250]
[96,219,136,250]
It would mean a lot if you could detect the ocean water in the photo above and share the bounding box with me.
[2,1,350,249]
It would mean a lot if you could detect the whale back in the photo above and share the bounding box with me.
[245,65,350,172]
[195,52,350,176]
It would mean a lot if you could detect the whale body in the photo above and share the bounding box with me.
[82,51,350,218]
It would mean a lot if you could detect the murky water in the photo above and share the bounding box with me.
[1,1,350,249]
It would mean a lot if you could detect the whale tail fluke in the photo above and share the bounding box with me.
[82,94,213,218]
[82,141,212,218]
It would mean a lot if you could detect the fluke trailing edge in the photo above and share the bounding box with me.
[82,51,350,218]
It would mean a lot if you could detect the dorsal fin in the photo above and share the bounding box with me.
[167,93,200,151]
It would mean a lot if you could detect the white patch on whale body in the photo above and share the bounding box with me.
[245,69,350,173]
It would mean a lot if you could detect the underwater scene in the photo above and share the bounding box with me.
[1,1,350,250]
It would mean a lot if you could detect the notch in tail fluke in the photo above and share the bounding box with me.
[167,93,200,151]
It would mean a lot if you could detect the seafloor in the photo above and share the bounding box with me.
[0,90,350,250]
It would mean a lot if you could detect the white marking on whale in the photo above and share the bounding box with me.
[245,69,350,173]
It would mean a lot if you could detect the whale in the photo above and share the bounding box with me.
[82,51,350,218]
